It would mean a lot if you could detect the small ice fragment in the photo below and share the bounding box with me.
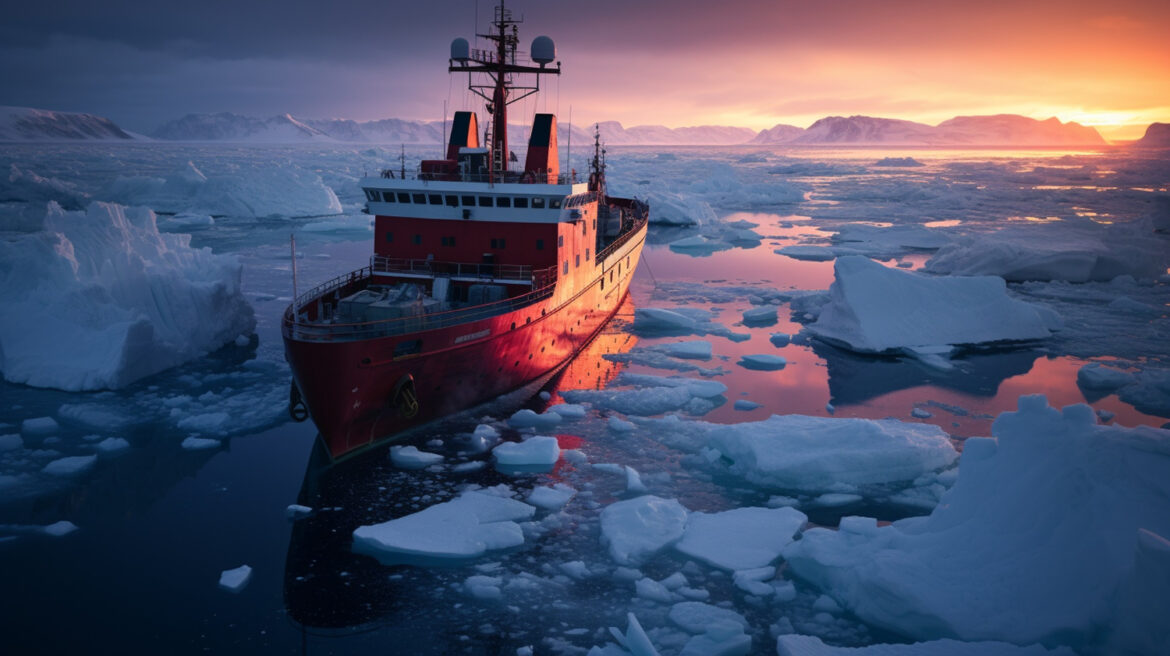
[674,507,806,571]
[507,408,563,429]
[538,391,551,401]
[600,496,688,566]
[635,577,675,603]
[825,402,835,414]
[286,504,313,519]
[625,466,648,495]
[734,400,762,411]
[526,484,576,510]
[42,455,97,475]
[234,334,250,347]
[94,437,130,453]
[911,407,933,419]
[473,424,499,439]
[463,575,502,600]
[664,341,713,360]
[218,565,253,593]
[42,521,79,537]
[181,436,221,450]
[739,354,786,370]
[743,306,778,324]
[609,417,636,432]
[390,445,444,469]
[516,647,534,656]
[608,612,661,656]
[547,403,587,419]
[769,333,791,347]
[1077,363,1135,391]
[1096,409,1115,422]
[492,436,560,469]
[559,560,591,579]
[22,417,59,435]
[452,461,487,473]
[813,594,842,613]
[0,434,24,451]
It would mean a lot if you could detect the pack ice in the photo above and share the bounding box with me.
[0,202,254,390]
[806,256,1056,353]
[782,395,1170,652]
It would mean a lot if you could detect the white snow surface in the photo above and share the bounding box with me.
[674,506,807,571]
[706,414,958,492]
[0,202,254,390]
[353,491,535,561]
[600,495,689,566]
[782,395,1170,647]
[806,256,1057,353]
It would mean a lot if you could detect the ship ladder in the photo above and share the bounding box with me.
[392,374,420,419]
[288,380,309,422]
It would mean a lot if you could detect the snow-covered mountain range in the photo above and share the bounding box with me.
[1,106,1124,146]
[0,106,136,141]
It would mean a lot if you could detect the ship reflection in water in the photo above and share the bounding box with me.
[282,300,637,639]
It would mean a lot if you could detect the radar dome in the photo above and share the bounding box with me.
[450,38,470,61]
[531,36,556,64]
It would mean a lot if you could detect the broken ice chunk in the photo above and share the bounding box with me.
[674,507,807,571]
[600,495,688,566]
[390,445,444,469]
[492,436,560,471]
[218,565,252,593]
[738,354,787,370]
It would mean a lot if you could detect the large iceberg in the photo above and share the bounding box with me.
[782,395,1170,649]
[806,256,1057,353]
[0,202,254,390]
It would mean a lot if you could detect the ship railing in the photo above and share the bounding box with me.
[371,256,536,283]
[597,198,650,261]
[283,276,558,342]
[381,170,573,185]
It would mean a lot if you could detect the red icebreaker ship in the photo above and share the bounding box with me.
[282,3,649,460]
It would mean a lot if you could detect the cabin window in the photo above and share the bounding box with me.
[601,278,605,291]
[491,238,506,249]
[514,197,528,208]
[532,197,546,209]
[412,234,422,245]
[592,219,597,230]
[441,236,456,247]
[627,256,630,268]
[585,248,590,262]
[429,194,442,205]
[462,195,475,206]
[385,232,393,243]
[562,261,569,275]
[412,193,426,204]
[397,192,410,203]
[496,196,511,208]
[575,254,581,268]
[558,235,564,247]
[478,196,492,207]
[394,339,422,358]
[550,198,563,209]
[445,195,458,207]
[536,239,544,250]
[364,189,374,201]
[382,191,396,202]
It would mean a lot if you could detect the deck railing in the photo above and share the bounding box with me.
[371,256,536,283]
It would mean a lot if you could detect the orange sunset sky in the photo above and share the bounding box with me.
[2,0,1168,140]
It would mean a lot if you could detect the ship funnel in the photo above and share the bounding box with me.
[450,38,470,62]
[531,36,556,65]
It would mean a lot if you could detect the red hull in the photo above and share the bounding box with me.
[284,226,645,460]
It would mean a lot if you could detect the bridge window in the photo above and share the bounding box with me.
[412,234,422,245]
[536,239,544,250]
[585,248,590,262]
[491,238,506,249]
[514,197,529,208]
[562,261,568,275]
[550,198,563,209]
[397,192,410,203]
[382,191,396,202]
[445,195,458,207]
[532,198,546,209]
[558,235,564,247]
[496,196,511,208]
[575,254,580,268]
[385,232,394,242]
[412,193,426,204]
[441,236,456,247]
[394,339,422,358]
[364,189,375,201]
[478,196,492,207]
[428,194,442,205]
[461,195,475,206]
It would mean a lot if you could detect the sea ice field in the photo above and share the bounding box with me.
[1,142,1168,655]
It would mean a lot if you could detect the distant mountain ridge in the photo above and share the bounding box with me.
[0,106,135,141]
[1,105,1124,146]
[1133,123,1170,148]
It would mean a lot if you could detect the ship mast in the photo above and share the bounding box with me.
[449,1,560,181]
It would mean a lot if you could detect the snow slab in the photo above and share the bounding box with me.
[94,437,130,453]
[181,436,221,451]
[600,495,689,566]
[806,256,1056,353]
[664,341,713,360]
[43,521,79,537]
[507,408,563,430]
[547,403,587,419]
[1076,363,1134,391]
[0,202,254,391]
[285,504,312,519]
[492,436,560,469]
[782,395,1170,648]
[21,417,59,435]
[669,602,748,634]
[674,506,807,571]
[777,635,1076,655]
[733,400,762,411]
[742,306,778,324]
[0,433,23,451]
[218,565,253,593]
[389,445,443,469]
[353,491,535,562]
[738,354,786,370]
[526,484,576,510]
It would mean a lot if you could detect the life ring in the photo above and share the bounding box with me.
[288,380,309,422]
[391,374,420,419]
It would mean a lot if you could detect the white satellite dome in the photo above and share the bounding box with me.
[450,38,470,61]
[531,36,556,64]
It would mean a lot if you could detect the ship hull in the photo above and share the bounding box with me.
[284,226,645,460]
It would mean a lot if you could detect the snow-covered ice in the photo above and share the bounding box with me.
[42,455,97,475]
[674,506,806,571]
[783,395,1170,647]
[218,565,253,593]
[389,445,444,469]
[353,491,535,562]
[525,484,575,511]
[0,202,254,390]
[492,436,560,470]
[738,354,787,370]
[180,436,221,450]
[806,256,1058,353]
[600,495,689,566]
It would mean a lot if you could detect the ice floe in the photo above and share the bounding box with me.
[674,506,806,571]
[492,436,561,470]
[783,395,1170,648]
[218,565,253,593]
[600,495,689,566]
[390,445,444,469]
[776,635,1076,655]
[806,256,1058,354]
[353,491,535,562]
[738,354,787,370]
